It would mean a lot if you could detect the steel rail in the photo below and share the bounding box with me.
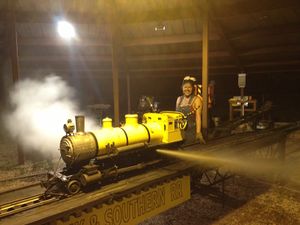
[0,194,57,219]
[0,172,47,183]
[0,182,41,195]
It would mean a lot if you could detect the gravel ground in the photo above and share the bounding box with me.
[140,131,300,225]
[140,176,300,225]
[0,160,52,193]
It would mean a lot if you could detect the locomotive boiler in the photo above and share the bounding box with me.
[44,111,187,195]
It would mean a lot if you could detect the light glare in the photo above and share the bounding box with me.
[57,20,76,40]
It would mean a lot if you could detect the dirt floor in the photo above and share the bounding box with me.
[0,130,299,224]
[140,131,300,225]
[0,160,51,193]
[140,176,300,225]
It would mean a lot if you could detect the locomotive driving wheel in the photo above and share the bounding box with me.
[67,180,81,195]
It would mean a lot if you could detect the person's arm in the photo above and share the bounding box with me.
[193,96,202,133]
[176,97,181,111]
[193,96,206,143]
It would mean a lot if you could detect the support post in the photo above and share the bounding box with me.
[202,0,209,136]
[109,2,120,126]
[8,0,24,165]
[240,87,245,116]
[111,40,120,126]
[126,74,131,114]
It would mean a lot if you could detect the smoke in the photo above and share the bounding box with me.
[2,75,84,157]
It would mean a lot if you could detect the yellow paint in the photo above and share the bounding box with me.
[102,118,113,128]
[57,176,190,225]
[143,111,185,144]
[60,112,185,165]
[124,114,138,126]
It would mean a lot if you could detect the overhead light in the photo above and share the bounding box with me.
[57,20,76,40]
[155,25,166,31]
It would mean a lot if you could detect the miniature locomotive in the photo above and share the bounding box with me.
[43,111,188,195]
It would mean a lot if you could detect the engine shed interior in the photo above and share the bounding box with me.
[0,1,300,225]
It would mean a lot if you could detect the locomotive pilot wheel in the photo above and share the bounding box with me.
[67,180,81,195]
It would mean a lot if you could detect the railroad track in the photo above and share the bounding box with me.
[0,182,42,196]
[0,194,58,219]
[0,162,192,225]
[0,181,49,219]
[0,127,298,224]
[0,172,47,183]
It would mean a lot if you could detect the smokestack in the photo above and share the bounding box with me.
[75,115,85,133]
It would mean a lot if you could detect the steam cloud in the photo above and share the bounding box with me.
[3,75,83,157]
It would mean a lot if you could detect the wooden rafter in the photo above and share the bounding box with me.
[241,45,300,55]
[20,55,112,62]
[206,2,245,72]
[231,24,300,40]
[18,37,110,46]
[0,0,298,25]
[211,0,300,18]
[123,34,220,47]
[0,10,108,24]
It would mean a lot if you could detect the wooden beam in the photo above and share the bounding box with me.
[18,37,110,47]
[207,2,245,72]
[20,60,112,68]
[9,19,19,83]
[235,35,300,53]
[0,1,298,27]
[202,0,209,132]
[20,68,112,73]
[0,10,108,24]
[20,64,237,75]
[111,41,120,125]
[241,45,300,55]
[130,68,300,78]
[126,74,131,114]
[127,51,230,61]
[129,65,236,73]
[123,34,220,47]
[245,69,300,74]
[0,6,201,28]
[21,73,113,80]
[0,1,297,25]
[18,51,230,63]
[1,5,199,24]
[8,0,24,165]
[20,55,112,62]
[212,0,300,18]
[231,24,300,40]
[109,1,121,126]
[129,68,239,78]
[21,68,300,78]
[118,5,200,23]
[246,60,300,67]
[16,46,300,63]
[2,34,223,48]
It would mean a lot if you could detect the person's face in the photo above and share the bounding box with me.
[182,83,193,97]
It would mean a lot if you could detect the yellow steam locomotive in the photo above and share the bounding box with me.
[44,111,188,195]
